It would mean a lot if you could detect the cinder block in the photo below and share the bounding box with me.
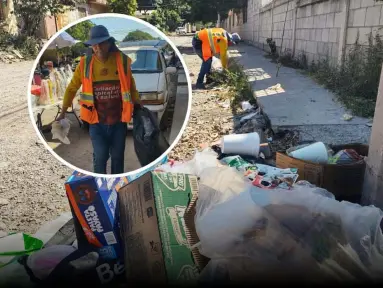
[319,15,327,28]
[316,2,324,15]
[307,16,314,28]
[350,0,361,10]
[310,29,317,41]
[329,28,339,43]
[306,5,313,17]
[322,42,330,55]
[361,0,375,8]
[331,43,339,58]
[346,27,359,44]
[352,8,367,27]
[317,42,324,54]
[323,1,331,14]
[365,6,381,26]
[334,12,343,28]
[358,27,373,44]
[322,28,330,42]
[316,28,323,41]
[326,13,335,28]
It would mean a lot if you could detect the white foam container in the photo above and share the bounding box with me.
[221,132,260,157]
[289,142,329,164]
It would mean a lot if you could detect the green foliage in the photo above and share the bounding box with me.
[186,0,245,23]
[148,8,182,32]
[211,59,255,113]
[14,0,81,36]
[66,20,95,42]
[107,0,137,15]
[0,31,40,59]
[123,30,156,41]
[308,33,383,117]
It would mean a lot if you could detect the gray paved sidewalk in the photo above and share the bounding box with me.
[229,44,370,126]
[229,43,372,145]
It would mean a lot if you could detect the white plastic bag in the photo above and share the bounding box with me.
[195,182,383,282]
[27,245,76,280]
[52,119,71,145]
[158,148,222,177]
[211,56,223,72]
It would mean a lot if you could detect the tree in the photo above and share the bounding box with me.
[123,30,156,41]
[107,0,137,15]
[66,20,95,42]
[14,0,84,36]
[186,0,245,23]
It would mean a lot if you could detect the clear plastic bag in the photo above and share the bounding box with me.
[195,180,383,283]
[158,148,222,177]
[211,56,223,72]
[52,119,71,145]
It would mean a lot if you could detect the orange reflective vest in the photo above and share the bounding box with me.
[79,52,133,124]
[197,28,228,61]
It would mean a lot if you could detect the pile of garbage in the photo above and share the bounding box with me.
[0,130,378,286]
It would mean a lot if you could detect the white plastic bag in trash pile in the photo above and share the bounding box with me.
[195,177,383,283]
[211,56,223,72]
[158,148,222,177]
[52,118,71,145]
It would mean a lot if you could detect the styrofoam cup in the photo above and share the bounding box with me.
[221,132,260,157]
[289,142,329,164]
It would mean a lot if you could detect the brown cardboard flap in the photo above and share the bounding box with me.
[118,172,167,284]
[184,180,210,271]
[276,152,324,186]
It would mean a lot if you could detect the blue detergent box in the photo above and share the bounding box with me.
[65,172,128,261]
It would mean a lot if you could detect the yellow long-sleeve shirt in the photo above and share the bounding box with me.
[218,37,228,69]
[63,54,139,124]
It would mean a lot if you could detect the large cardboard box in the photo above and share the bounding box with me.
[65,171,128,261]
[118,172,201,285]
[276,144,368,202]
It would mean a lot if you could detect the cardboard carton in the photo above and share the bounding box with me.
[65,171,128,261]
[276,144,368,202]
[118,172,201,285]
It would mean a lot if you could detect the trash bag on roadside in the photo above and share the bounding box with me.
[133,105,164,166]
[195,178,383,284]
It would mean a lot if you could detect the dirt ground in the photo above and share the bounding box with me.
[168,36,236,161]
[0,61,73,235]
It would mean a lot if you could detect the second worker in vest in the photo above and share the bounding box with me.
[56,25,142,175]
[192,28,241,89]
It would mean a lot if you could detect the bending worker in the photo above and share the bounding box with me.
[192,27,241,89]
[57,25,142,175]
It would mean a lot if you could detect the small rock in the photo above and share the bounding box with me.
[0,198,9,206]
[343,114,353,121]
[189,73,195,77]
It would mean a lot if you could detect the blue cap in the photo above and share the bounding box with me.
[84,25,115,46]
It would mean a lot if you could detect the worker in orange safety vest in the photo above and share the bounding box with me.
[192,27,241,89]
[56,25,142,174]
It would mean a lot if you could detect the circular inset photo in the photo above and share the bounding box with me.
[28,14,191,177]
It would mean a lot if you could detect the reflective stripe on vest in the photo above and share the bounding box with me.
[207,29,216,55]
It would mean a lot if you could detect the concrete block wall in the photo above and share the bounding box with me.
[222,0,383,66]
[346,0,383,50]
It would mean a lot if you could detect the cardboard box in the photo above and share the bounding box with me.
[118,172,201,285]
[65,171,128,261]
[276,144,369,202]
